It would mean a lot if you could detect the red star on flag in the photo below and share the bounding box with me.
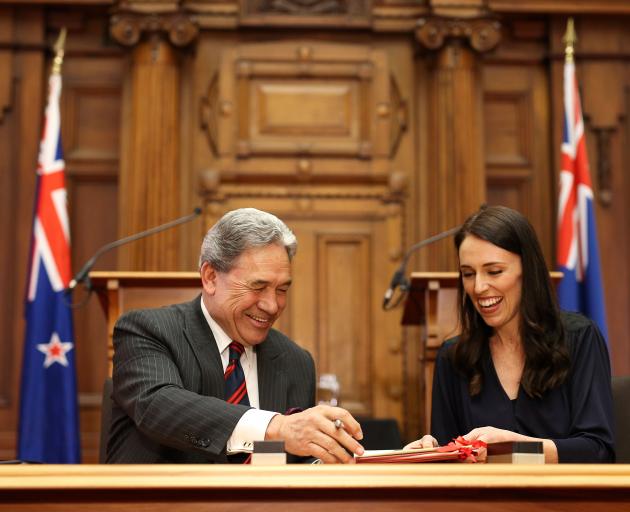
[36,332,74,368]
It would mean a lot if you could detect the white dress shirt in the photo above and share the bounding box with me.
[200,297,277,453]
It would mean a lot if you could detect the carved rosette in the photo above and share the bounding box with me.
[110,5,199,47]
[415,17,501,53]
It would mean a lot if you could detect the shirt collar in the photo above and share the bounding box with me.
[199,296,253,359]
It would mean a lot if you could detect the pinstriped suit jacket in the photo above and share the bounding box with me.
[106,295,316,463]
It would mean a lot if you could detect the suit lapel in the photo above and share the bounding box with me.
[182,299,288,410]
[257,334,288,413]
[182,296,225,397]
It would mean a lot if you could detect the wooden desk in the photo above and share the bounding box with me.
[1,464,629,511]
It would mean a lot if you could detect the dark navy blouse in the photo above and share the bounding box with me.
[431,311,615,462]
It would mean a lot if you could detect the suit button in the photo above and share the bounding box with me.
[200,439,209,448]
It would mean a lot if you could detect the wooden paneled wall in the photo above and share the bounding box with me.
[1,0,629,462]
[0,6,45,460]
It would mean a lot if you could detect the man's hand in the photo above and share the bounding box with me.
[265,405,364,464]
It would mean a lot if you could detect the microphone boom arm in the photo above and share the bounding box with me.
[382,225,460,310]
[68,207,202,290]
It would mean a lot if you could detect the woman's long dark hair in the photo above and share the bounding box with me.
[452,205,570,398]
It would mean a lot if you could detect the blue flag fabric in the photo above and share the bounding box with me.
[18,73,81,463]
[556,58,609,343]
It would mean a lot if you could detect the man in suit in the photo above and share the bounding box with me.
[107,208,364,463]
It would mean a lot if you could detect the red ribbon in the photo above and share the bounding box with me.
[436,436,487,462]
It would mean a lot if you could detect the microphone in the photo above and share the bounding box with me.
[67,207,202,291]
[382,225,460,310]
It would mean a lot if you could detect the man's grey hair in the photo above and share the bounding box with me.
[199,208,297,272]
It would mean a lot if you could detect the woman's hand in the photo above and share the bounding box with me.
[464,426,559,464]
[463,426,523,463]
[403,434,438,450]
[464,426,520,445]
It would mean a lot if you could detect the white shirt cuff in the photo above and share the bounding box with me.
[227,409,278,453]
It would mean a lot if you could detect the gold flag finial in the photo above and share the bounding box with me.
[563,18,577,63]
[51,28,67,75]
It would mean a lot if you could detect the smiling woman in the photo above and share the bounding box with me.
[458,236,523,341]
[406,205,615,464]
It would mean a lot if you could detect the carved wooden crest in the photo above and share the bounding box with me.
[199,41,408,185]
[239,0,371,27]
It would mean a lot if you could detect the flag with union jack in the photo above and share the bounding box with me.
[556,52,609,343]
[17,67,81,462]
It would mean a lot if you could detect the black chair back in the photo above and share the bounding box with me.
[99,377,113,463]
[612,375,630,463]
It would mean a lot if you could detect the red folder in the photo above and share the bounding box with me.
[356,437,485,464]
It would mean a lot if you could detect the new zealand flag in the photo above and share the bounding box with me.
[556,57,609,343]
[17,72,81,463]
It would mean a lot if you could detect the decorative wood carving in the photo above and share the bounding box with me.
[252,0,347,15]
[211,42,393,183]
[416,16,501,52]
[239,0,371,27]
[110,1,198,47]
[200,72,219,157]
[388,74,407,158]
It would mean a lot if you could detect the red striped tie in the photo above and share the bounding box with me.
[224,341,250,406]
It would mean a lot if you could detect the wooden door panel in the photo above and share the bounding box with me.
[316,233,372,414]
[482,64,552,261]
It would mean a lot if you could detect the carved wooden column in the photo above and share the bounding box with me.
[416,17,500,270]
[110,5,197,270]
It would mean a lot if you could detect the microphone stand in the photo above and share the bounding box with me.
[382,226,460,311]
[65,207,202,308]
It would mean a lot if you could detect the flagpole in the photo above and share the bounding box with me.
[562,18,576,64]
[52,28,67,76]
